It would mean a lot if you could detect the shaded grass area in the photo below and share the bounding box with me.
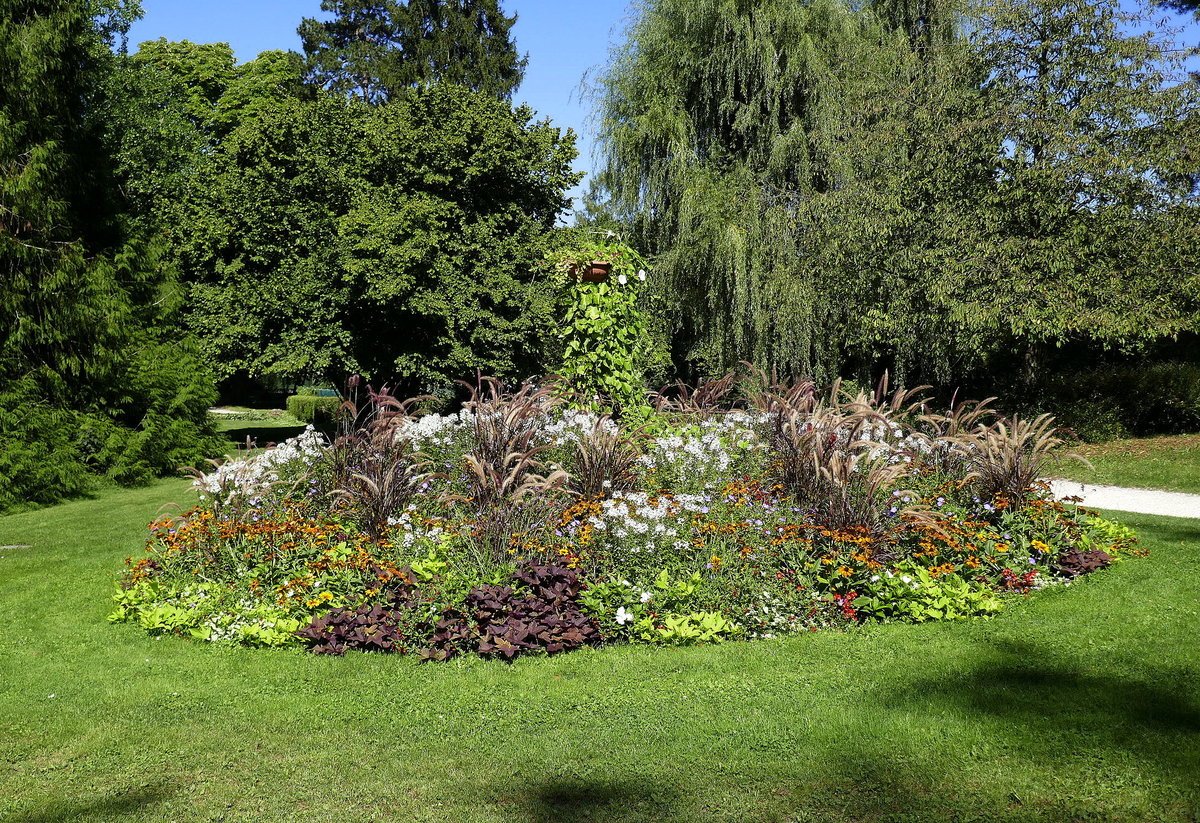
[1,483,1198,822]
[1054,434,1200,494]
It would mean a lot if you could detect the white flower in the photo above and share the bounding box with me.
[615,606,633,625]
[900,576,913,584]
[618,273,628,285]
[639,591,654,604]
[637,269,646,281]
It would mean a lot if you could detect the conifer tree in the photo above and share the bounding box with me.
[0,0,133,390]
[298,0,526,103]
[0,0,219,508]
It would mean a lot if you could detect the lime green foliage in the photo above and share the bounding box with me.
[110,580,302,647]
[652,611,739,645]
[2,483,1198,821]
[209,408,301,425]
[1055,434,1200,495]
[856,563,1004,622]
[285,394,341,424]
[580,570,740,645]
[551,230,664,409]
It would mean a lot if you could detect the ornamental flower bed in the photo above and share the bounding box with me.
[111,376,1143,660]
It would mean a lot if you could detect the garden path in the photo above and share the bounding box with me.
[1050,480,1200,519]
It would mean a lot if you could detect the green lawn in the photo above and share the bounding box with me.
[210,408,308,446]
[1052,434,1200,495]
[1,482,1197,822]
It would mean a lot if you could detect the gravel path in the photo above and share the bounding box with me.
[1050,480,1200,519]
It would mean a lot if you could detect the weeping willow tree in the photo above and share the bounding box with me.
[596,0,1200,387]
[594,0,953,380]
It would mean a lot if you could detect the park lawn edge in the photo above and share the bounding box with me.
[0,480,1196,823]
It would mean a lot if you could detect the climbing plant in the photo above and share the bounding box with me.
[550,231,661,411]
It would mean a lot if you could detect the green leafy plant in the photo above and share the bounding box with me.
[855,564,1004,623]
[286,394,342,424]
[550,231,659,410]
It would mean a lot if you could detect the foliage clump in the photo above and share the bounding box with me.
[592,0,1200,389]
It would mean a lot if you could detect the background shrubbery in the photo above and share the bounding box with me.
[1040,361,1200,441]
[285,393,342,425]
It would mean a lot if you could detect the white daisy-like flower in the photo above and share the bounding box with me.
[615,606,633,625]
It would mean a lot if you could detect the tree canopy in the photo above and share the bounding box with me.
[168,84,579,394]
[0,0,219,509]
[594,0,1200,385]
[298,0,527,102]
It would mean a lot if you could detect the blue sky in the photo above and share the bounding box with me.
[126,1,1199,211]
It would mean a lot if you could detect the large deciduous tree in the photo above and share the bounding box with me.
[594,0,927,379]
[960,0,1200,381]
[172,84,579,395]
[298,0,527,103]
[594,0,1200,385]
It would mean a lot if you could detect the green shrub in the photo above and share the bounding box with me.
[1044,361,1200,439]
[286,394,342,424]
[0,376,92,512]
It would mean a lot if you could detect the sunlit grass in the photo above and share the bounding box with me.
[1,482,1196,822]
[1054,434,1200,495]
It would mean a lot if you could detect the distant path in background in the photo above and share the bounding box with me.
[1051,480,1200,519]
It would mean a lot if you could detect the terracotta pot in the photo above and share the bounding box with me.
[570,260,612,283]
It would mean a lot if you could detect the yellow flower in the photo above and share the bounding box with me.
[319,591,334,602]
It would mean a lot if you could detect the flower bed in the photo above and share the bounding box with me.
[111,377,1143,660]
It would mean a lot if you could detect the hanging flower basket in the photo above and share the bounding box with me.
[569,260,612,283]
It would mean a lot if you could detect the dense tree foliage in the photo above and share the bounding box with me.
[0,0,220,510]
[299,0,527,103]
[167,84,579,395]
[1155,0,1200,16]
[594,0,1200,387]
[594,0,930,379]
[102,40,308,234]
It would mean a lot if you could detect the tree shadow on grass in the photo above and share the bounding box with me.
[7,782,174,823]
[900,638,1200,734]
[521,778,681,823]
[219,424,308,449]
[872,639,1200,816]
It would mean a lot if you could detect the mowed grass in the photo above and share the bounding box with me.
[1,482,1198,823]
[1053,434,1200,495]
[211,409,308,446]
